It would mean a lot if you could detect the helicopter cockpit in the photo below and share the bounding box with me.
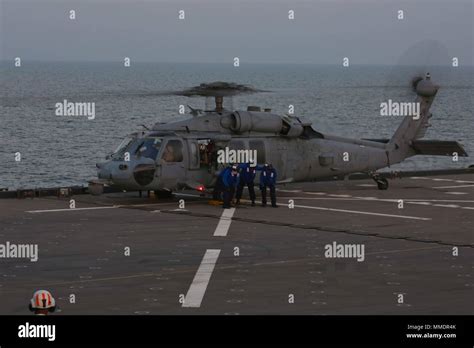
[97,132,190,190]
[109,136,162,161]
[136,138,163,160]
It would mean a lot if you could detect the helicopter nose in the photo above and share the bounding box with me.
[97,161,133,181]
[97,164,111,180]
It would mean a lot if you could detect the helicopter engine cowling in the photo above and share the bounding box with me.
[221,111,283,133]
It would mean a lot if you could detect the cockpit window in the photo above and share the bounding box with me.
[136,138,162,160]
[112,137,134,156]
[110,136,136,160]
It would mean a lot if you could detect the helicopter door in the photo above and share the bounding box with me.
[158,139,186,189]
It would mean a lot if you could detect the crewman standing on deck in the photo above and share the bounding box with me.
[235,162,261,206]
[260,164,278,208]
[221,164,240,209]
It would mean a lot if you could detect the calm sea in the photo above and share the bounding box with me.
[0,62,472,189]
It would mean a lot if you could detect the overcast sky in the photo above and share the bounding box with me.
[1,0,472,65]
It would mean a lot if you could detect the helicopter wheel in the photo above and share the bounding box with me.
[376,178,389,190]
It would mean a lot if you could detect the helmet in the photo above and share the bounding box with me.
[29,290,56,312]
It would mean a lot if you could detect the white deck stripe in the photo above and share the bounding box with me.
[284,203,431,220]
[182,249,221,308]
[285,197,474,209]
[213,208,235,236]
[27,206,119,213]
[433,204,460,208]
[434,184,474,189]
[26,202,183,213]
[253,196,474,204]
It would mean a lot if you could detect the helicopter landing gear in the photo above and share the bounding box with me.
[88,181,104,196]
[371,173,389,190]
[153,190,173,198]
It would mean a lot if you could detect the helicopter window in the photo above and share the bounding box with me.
[249,140,265,164]
[136,138,162,160]
[229,140,245,150]
[113,137,134,154]
[111,137,141,160]
[162,140,183,163]
[189,141,199,168]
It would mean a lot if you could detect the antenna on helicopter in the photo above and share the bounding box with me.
[187,105,203,117]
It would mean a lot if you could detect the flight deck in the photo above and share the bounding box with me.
[0,173,472,315]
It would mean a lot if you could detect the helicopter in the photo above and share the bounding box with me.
[91,76,468,195]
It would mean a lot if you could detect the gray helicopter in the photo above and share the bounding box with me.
[91,76,468,195]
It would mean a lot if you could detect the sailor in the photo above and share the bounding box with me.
[212,169,226,201]
[235,162,260,206]
[221,164,240,209]
[29,290,56,315]
[213,164,233,202]
[260,164,278,208]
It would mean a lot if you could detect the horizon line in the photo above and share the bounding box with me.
[1,59,473,67]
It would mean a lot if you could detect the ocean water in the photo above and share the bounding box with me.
[0,62,472,190]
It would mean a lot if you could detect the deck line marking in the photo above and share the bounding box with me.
[292,197,398,202]
[182,249,221,308]
[26,202,183,213]
[27,206,118,213]
[282,196,474,203]
[285,203,431,220]
[432,204,460,208]
[213,208,236,236]
[433,184,474,189]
